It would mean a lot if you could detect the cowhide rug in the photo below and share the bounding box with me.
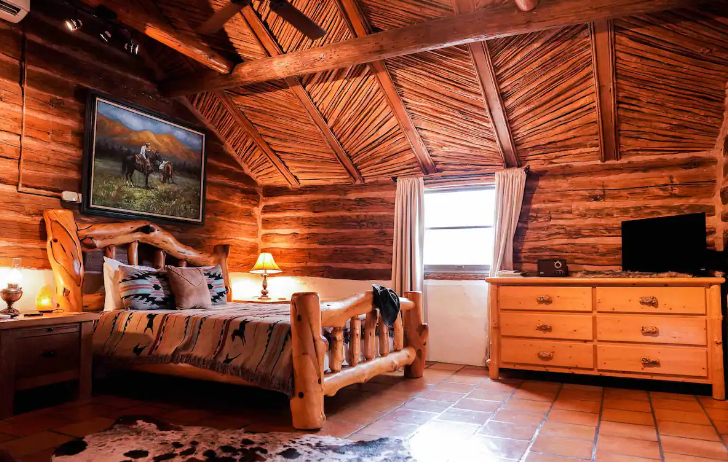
[52,416,415,462]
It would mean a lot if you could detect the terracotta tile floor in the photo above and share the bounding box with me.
[5,363,728,461]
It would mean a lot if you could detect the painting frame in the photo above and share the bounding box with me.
[81,92,207,226]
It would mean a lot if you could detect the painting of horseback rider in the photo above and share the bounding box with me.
[83,94,207,225]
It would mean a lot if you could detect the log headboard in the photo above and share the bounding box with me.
[43,209,232,312]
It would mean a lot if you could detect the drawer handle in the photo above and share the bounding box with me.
[641,357,660,367]
[41,350,57,358]
[639,296,658,307]
[537,351,553,361]
[536,295,553,305]
[641,326,659,336]
[535,324,552,332]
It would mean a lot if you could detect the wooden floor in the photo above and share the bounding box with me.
[4,362,728,461]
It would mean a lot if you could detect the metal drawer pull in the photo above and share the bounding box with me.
[535,324,552,332]
[641,357,660,367]
[41,350,57,358]
[639,296,658,307]
[641,326,659,336]
[537,351,553,361]
[536,295,553,305]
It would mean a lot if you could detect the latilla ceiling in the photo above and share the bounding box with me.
[104,0,728,187]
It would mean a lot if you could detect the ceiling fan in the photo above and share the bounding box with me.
[198,0,326,40]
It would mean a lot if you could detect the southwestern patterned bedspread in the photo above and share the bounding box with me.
[93,303,294,396]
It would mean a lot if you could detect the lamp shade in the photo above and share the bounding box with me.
[250,253,281,274]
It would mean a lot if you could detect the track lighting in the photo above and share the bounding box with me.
[99,27,112,43]
[124,38,139,55]
[65,17,82,31]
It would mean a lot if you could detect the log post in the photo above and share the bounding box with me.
[43,210,84,312]
[330,327,345,373]
[214,244,232,302]
[153,249,166,269]
[104,245,116,260]
[128,241,139,265]
[393,314,404,351]
[378,316,390,356]
[289,292,326,430]
[364,310,379,361]
[349,317,361,366]
[403,291,428,378]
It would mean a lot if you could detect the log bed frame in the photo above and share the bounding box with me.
[43,209,428,429]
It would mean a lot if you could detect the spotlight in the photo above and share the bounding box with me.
[124,39,139,55]
[99,28,112,43]
[65,18,82,32]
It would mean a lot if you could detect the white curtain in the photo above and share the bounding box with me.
[391,177,425,298]
[490,168,528,277]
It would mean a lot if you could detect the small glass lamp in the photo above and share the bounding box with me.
[1,258,23,317]
[250,253,281,300]
[36,285,55,313]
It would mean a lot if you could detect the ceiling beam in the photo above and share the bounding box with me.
[215,91,300,187]
[590,19,620,162]
[79,0,234,73]
[160,0,698,95]
[453,0,519,169]
[335,0,438,175]
[240,6,364,184]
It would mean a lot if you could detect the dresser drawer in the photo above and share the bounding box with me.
[15,332,80,379]
[499,287,591,312]
[16,324,79,338]
[597,344,707,377]
[597,315,706,346]
[501,339,593,369]
[596,287,705,314]
[501,313,592,340]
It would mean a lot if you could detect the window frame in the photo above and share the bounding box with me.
[423,186,495,274]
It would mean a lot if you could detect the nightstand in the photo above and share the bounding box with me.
[0,312,98,417]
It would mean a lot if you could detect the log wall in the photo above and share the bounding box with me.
[0,0,259,271]
[259,183,396,280]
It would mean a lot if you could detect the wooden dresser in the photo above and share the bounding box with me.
[486,277,725,399]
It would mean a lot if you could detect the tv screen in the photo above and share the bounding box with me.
[621,213,707,274]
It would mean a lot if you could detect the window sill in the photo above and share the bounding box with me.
[425,272,488,281]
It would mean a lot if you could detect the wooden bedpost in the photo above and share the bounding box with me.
[214,244,232,302]
[403,291,427,378]
[290,292,326,430]
[43,210,84,313]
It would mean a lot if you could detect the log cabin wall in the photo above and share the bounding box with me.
[719,81,728,250]
[0,0,259,274]
[259,183,396,281]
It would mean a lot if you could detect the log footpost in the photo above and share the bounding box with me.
[403,291,427,378]
[290,292,326,430]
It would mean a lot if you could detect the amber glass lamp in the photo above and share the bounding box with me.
[250,253,281,300]
[36,285,55,313]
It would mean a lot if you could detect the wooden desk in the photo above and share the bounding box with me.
[0,312,98,417]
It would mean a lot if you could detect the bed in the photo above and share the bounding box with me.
[43,209,428,430]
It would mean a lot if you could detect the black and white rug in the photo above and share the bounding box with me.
[52,416,415,461]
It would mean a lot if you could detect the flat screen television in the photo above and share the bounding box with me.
[621,213,707,274]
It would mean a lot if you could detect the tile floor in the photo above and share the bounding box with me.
[4,363,728,461]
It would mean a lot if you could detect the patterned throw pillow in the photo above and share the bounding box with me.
[203,265,228,305]
[119,266,175,310]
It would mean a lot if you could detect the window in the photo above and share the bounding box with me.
[424,187,496,273]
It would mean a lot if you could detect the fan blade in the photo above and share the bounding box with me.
[269,0,326,40]
[198,1,247,35]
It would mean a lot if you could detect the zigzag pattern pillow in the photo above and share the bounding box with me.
[203,265,228,305]
[119,266,175,310]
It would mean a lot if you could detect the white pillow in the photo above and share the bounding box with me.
[103,257,155,311]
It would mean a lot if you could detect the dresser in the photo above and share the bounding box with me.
[0,312,97,417]
[486,277,725,399]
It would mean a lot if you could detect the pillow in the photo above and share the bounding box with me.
[202,265,228,305]
[103,257,156,311]
[118,266,175,310]
[166,266,212,310]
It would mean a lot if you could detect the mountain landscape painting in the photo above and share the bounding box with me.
[83,95,207,224]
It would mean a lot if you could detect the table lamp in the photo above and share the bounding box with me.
[250,252,281,300]
[36,285,55,313]
[1,258,22,317]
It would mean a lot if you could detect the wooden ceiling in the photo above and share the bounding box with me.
[82,0,728,187]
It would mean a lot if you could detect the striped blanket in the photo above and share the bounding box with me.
[93,303,294,396]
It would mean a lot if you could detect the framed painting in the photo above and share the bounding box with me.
[81,93,207,225]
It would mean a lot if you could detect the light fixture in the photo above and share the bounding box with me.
[36,285,55,313]
[124,38,139,55]
[1,258,23,317]
[250,253,281,300]
[65,17,82,32]
[99,27,112,43]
